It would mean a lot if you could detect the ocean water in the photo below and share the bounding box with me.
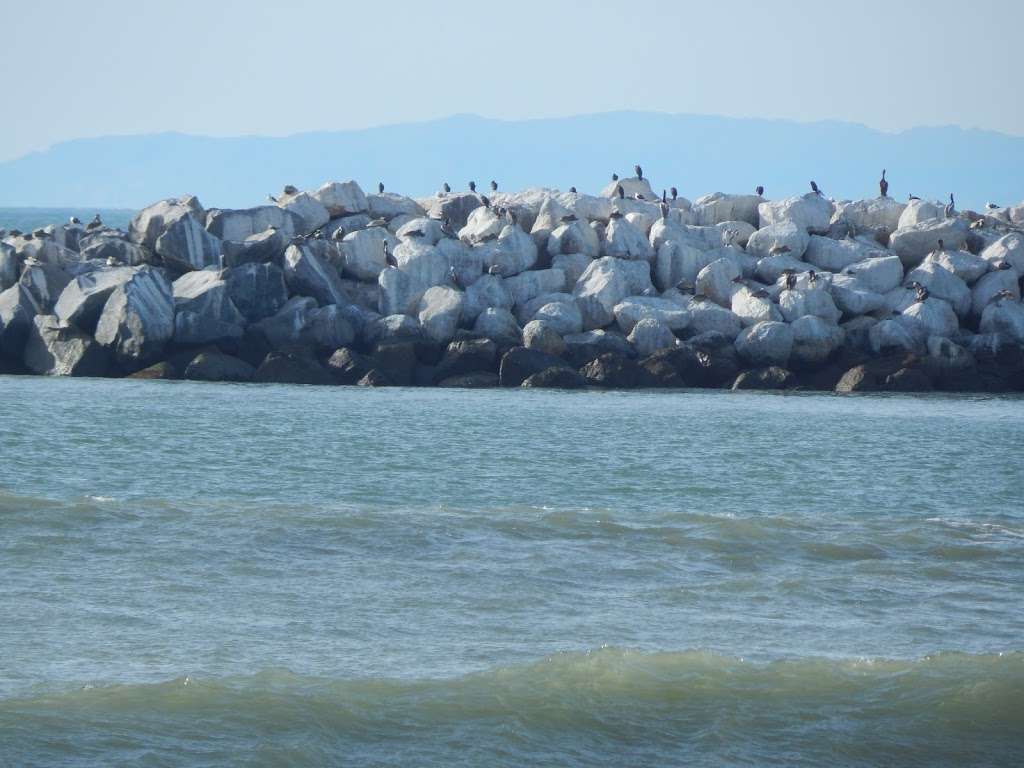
[1,376,1022,766]
[0,207,136,232]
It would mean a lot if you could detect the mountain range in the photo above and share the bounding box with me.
[1,112,1021,211]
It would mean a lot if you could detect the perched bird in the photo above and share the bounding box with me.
[443,182,451,194]
[560,214,578,223]
[986,202,1000,210]
[331,227,346,241]
[487,264,506,277]
[86,214,103,231]
[616,184,625,199]
[490,180,498,192]
[995,261,1013,271]
[945,194,956,218]
[383,240,397,268]
[634,164,643,180]
[661,189,667,204]
[768,243,792,256]
[481,195,491,209]
[569,186,577,193]
[755,185,764,196]
[267,194,278,203]
[33,228,47,239]
[469,181,477,192]
[936,238,946,253]
[914,283,930,303]
[634,193,645,201]
[448,265,463,289]
[808,270,818,285]
[609,210,623,220]
[908,193,920,201]
[69,216,82,225]
[660,202,669,220]
[378,182,385,194]
[810,180,822,196]
[310,228,324,240]
[611,173,619,181]
[671,186,678,200]
[752,288,771,299]
[782,268,797,290]
[879,169,889,198]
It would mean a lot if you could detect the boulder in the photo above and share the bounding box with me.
[367,192,424,221]
[747,220,811,260]
[283,243,350,307]
[522,319,566,356]
[829,274,886,316]
[580,352,652,388]
[225,262,289,323]
[884,366,934,392]
[417,285,464,343]
[889,218,969,267]
[869,319,919,355]
[777,287,842,324]
[533,300,583,336]
[303,304,355,350]
[573,257,653,329]
[79,233,154,266]
[205,205,304,241]
[905,259,972,318]
[53,266,135,330]
[735,321,794,367]
[427,192,485,231]
[436,371,498,388]
[498,346,571,387]
[563,329,634,366]
[432,338,498,382]
[23,314,109,376]
[251,297,316,350]
[339,227,398,281]
[602,217,653,261]
[357,369,394,387]
[0,243,17,291]
[627,317,677,356]
[691,193,762,227]
[979,297,1024,345]
[546,220,601,259]
[686,297,743,339]
[833,197,905,235]
[897,199,944,228]
[522,366,586,389]
[551,253,593,288]
[313,181,368,217]
[19,262,73,313]
[654,240,713,291]
[155,213,222,272]
[129,361,178,380]
[480,226,538,276]
[696,258,740,308]
[254,350,335,385]
[276,191,329,234]
[0,284,40,357]
[928,249,990,285]
[841,254,904,294]
[895,297,960,341]
[731,287,783,327]
[971,267,1020,316]
[184,352,255,383]
[790,315,844,368]
[396,217,446,246]
[835,355,912,393]
[505,268,566,308]
[325,347,372,384]
[980,232,1024,272]
[804,234,882,272]
[758,193,835,232]
[600,176,655,201]
[172,269,245,346]
[128,197,204,249]
[221,227,288,267]
[731,366,797,390]
[473,307,521,347]
[923,336,980,391]
[462,273,513,323]
[94,266,175,367]
[613,296,689,335]
[365,313,422,346]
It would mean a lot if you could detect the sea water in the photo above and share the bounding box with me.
[1,376,1022,766]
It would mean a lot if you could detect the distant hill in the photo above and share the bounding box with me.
[1,112,1022,211]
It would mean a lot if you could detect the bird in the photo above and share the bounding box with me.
[469,181,477,192]
[448,265,464,289]
[781,268,797,290]
[611,173,619,181]
[945,194,956,218]
[752,288,771,300]
[768,243,792,256]
[560,214,578,224]
[609,211,623,220]
[634,164,643,180]
[86,214,103,231]
[671,186,678,200]
[914,283,930,303]
[331,227,346,241]
[660,203,669,220]
[661,189,667,204]
[755,185,764,196]
[879,169,889,198]
[634,193,645,201]
[936,238,946,253]
[383,240,397,268]
[283,185,298,196]
[487,264,506,277]
[995,261,1013,271]
[69,216,82,225]
[808,270,818,285]
[810,181,822,196]
[440,217,455,238]
[569,186,577,193]
[267,194,278,203]
[443,182,451,194]
[310,228,324,240]
[378,182,385,194]
[481,195,491,209]
[908,193,920,201]
[986,202,1000,210]
[616,184,625,199]
[490,180,498,192]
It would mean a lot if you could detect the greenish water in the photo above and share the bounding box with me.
[0,207,135,232]
[1,377,1022,766]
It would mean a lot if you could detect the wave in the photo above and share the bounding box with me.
[2,649,1021,766]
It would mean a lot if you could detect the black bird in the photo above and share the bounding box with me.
[481,196,491,209]
[383,240,397,268]
[879,169,888,198]
[378,182,385,194]
[945,194,956,218]
[69,216,82,225]
[808,270,818,285]
[86,214,103,231]
[755,185,764,196]
[560,214,578,223]
[448,265,463,289]
[609,211,623,220]
[283,184,298,195]
[634,164,643,180]
[611,173,619,181]
[466,181,475,193]
[569,186,577,193]
[616,184,625,199]
[443,182,451,193]
[913,282,929,303]
[661,189,667,204]
[331,226,346,241]
[995,261,1012,271]
[671,186,678,200]
[490,180,498,192]
[782,269,797,290]
[810,181,821,196]
[660,203,669,220]
[267,194,279,203]
[908,193,920,201]
[936,238,945,253]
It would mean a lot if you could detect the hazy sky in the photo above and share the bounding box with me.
[5,0,1023,162]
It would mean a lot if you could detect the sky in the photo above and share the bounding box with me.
[4,0,1024,163]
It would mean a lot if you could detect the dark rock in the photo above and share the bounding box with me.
[835,354,915,393]
[370,340,419,386]
[438,372,500,388]
[129,361,179,380]
[580,352,654,388]
[282,243,349,306]
[54,266,135,332]
[498,346,571,387]
[641,345,738,388]
[221,227,288,267]
[731,366,797,390]
[225,262,289,324]
[0,284,40,358]
[19,262,73,313]
[522,366,586,389]
[433,338,498,383]
[795,363,849,391]
[884,367,934,392]
[155,212,222,272]
[172,270,245,347]
[357,369,394,387]
[326,347,372,384]
[184,352,255,382]
[639,354,687,387]
[686,330,734,352]
[93,266,175,369]
[23,314,110,376]
[254,350,334,386]
[302,304,355,350]
[414,364,436,387]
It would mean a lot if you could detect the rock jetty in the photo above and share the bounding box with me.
[2,176,1024,392]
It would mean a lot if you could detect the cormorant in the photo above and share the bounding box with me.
[945,194,955,218]
[283,185,298,195]
[634,164,643,180]
[443,182,451,193]
[569,186,577,193]
[616,184,624,199]
[612,173,619,181]
[609,211,623,220]
[383,240,397,268]
[490,180,498,192]
[810,181,821,196]
[879,169,888,198]
[661,189,667,204]
[469,181,477,192]
[660,203,669,220]
[481,195,491,209]
[755,185,764,196]
[986,202,999,210]
[782,269,797,290]
[671,186,678,200]
[86,214,102,231]
[808,270,818,285]
[378,182,385,194]
[908,193,920,201]
[267,194,278,203]
[752,288,771,299]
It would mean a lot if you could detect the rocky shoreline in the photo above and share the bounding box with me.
[2,176,1023,393]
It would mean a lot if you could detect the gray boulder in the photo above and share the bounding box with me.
[313,181,368,217]
[283,243,350,306]
[184,352,255,383]
[979,297,1024,345]
[205,206,304,241]
[0,284,40,357]
[172,269,246,346]
[613,296,689,335]
[340,227,397,281]
[417,286,464,343]
[18,262,72,313]
[830,274,886,316]
[221,227,288,267]
[841,254,904,294]
[522,319,566,356]
[971,268,1020,317]
[225,262,289,323]
[573,257,654,329]
[889,219,969,267]
[534,300,583,336]
[905,259,972,318]
[23,314,109,376]
[804,234,882,272]
[94,266,175,367]
[129,196,204,249]
[758,193,834,232]
[627,317,677,356]
[463,274,513,323]
[696,258,740,308]
[687,297,743,339]
[980,232,1024,271]
[790,315,844,368]
[505,268,567,308]
[0,243,17,290]
[731,287,783,327]
[777,288,842,324]
[735,321,794,367]
[473,308,521,347]
[54,266,135,330]
[155,213,223,272]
